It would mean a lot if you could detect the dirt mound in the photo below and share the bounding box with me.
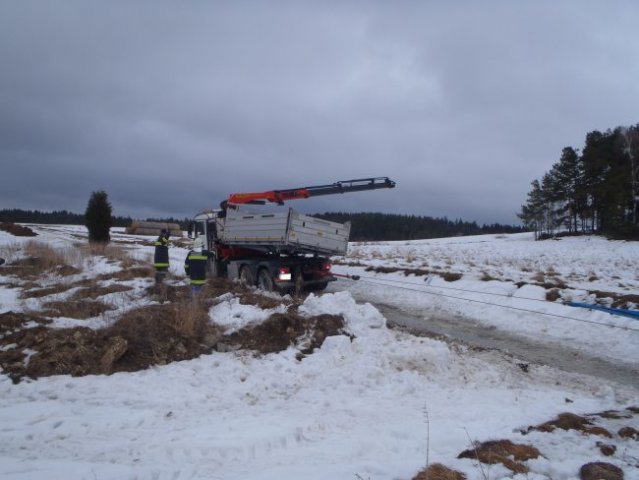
[526,412,612,437]
[0,222,37,237]
[3,257,81,278]
[70,283,132,300]
[21,283,75,299]
[0,310,51,332]
[412,463,466,480]
[618,426,638,440]
[98,266,154,282]
[223,312,347,355]
[579,462,624,480]
[42,299,114,319]
[457,439,540,473]
[1,300,214,382]
[1,288,348,383]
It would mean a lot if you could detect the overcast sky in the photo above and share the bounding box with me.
[1,1,638,225]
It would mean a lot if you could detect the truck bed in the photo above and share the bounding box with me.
[220,208,350,255]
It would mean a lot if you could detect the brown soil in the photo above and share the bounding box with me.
[525,412,618,438]
[596,442,617,456]
[594,410,633,420]
[591,290,639,309]
[457,439,540,474]
[222,312,346,355]
[69,283,132,300]
[618,426,639,440]
[42,300,114,319]
[2,257,81,278]
[0,223,37,237]
[546,288,562,302]
[21,283,76,299]
[528,412,592,433]
[1,276,350,383]
[0,311,51,333]
[579,462,624,480]
[364,265,462,282]
[97,266,155,282]
[412,463,466,480]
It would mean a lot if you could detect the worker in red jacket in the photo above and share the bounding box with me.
[184,236,212,297]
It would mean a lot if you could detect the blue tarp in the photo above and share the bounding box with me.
[566,302,639,320]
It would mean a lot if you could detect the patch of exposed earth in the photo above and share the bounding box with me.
[0,277,347,383]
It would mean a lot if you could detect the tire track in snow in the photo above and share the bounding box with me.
[371,301,639,391]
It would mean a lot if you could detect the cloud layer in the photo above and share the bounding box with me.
[2,1,638,224]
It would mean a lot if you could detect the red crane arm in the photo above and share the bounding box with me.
[227,177,395,205]
[228,189,311,205]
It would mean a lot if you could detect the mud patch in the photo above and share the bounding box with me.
[1,302,214,382]
[222,312,347,355]
[98,266,154,282]
[618,426,638,440]
[525,412,613,437]
[579,462,624,480]
[3,257,81,279]
[591,290,639,309]
[42,300,114,319]
[412,463,466,480]
[0,311,51,332]
[239,292,291,310]
[70,283,133,300]
[457,439,540,473]
[20,283,75,299]
[103,303,214,372]
[2,294,343,382]
[145,283,192,303]
[364,265,463,282]
[0,223,37,237]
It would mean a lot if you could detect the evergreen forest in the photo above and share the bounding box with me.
[313,212,524,241]
[519,124,639,239]
[1,208,523,242]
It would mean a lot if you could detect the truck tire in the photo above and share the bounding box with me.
[257,268,275,292]
[239,265,254,286]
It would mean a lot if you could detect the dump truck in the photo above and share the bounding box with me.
[190,177,395,294]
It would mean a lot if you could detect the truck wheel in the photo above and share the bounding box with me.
[257,268,275,292]
[239,265,254,286]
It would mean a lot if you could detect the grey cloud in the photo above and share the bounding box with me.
[1,1,638,225]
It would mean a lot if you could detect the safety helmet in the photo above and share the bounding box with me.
[193,236,205,251]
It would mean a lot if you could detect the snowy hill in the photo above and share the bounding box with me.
[0,225,637,479]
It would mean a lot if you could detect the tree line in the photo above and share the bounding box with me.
[313,212,525,241]
[0,208,188,230]
[519,124,639,240]
[2,207,524,242]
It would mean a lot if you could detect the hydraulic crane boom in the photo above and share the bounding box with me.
[227,177,396,205]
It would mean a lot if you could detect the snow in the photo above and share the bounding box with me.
[333,233,639,366]
[0,225,638,479]
[211,294,288,333]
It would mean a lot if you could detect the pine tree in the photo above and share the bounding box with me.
[552,147,583,232]
[85,190,112,243]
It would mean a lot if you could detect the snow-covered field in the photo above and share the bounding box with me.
[332,233,639,366]
[0,225,638,480]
